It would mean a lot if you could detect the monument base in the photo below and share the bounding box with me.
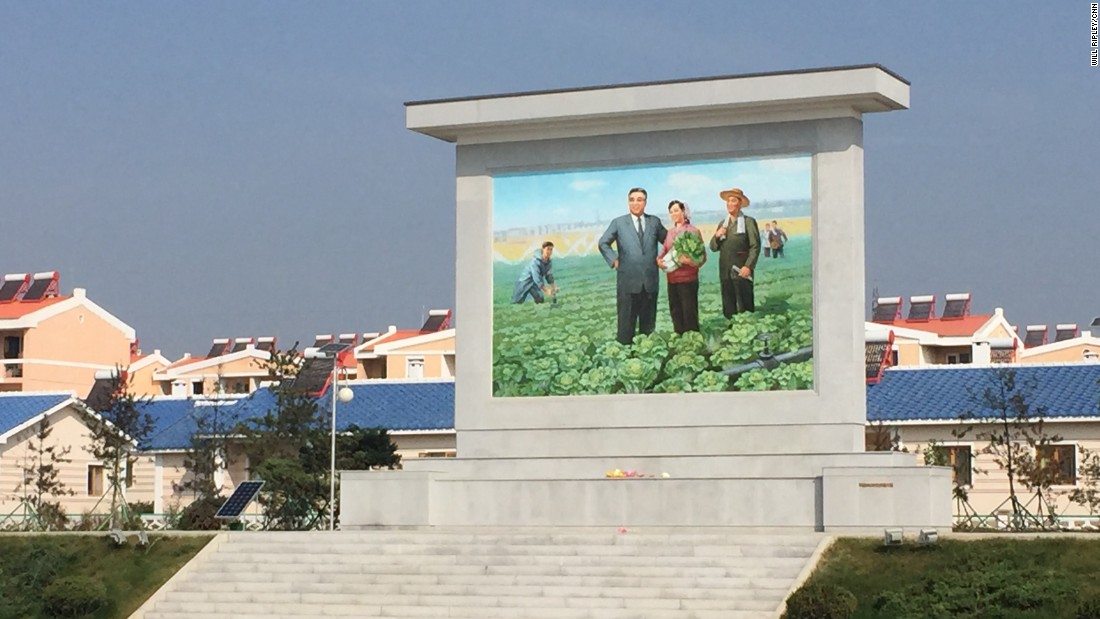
[340,453,951,532]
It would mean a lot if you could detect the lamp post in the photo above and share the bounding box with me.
[305,347,354,531]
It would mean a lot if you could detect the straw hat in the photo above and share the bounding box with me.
[719,188,750,206]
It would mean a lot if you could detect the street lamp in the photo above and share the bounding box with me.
[304,347,354,531]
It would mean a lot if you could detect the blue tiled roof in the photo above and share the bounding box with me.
[868,365,1100,422]
[141,398,252,451]
[0,393,72,437]
[141,381,455,450]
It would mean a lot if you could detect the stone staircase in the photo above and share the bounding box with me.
[133,528,830,619]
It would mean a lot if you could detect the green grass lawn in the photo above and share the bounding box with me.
[791,536,1100,619]
[0,533,213,619]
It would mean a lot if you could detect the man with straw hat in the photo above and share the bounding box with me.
[709,187,760,317]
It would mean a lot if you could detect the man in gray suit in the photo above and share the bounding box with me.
[599,187,668,345]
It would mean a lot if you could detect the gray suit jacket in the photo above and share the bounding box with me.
[598,214,668,294]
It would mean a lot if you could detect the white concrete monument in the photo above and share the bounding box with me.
[342,65,951,531]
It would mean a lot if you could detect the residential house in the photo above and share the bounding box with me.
[147,337,277,397]
[353,310,454,380]
[0,273,136,395]
[867,362,1100,525]
[867,293,1021,368]
[0,391,155,521]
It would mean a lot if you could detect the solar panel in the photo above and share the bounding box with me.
[21,272,58,301]
[317,341,351,355]
[1055,324,1078,342]
[907,295,935,321]
[312,334,334,348]
[871,297,902,322]
[84,375,116,412]
[0,274,29,302]
[1023,326,1047,348]
[232,337,253,353]
[865,343,889,380]
[255,337,276,352]
[208,338,231,357]
[215,480,265,519]
[420,309,452,333]
[941,293,971,319]
[289,343,351,394]
[338,333,358,347]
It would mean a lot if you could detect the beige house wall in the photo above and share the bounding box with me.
[153,444,255,515]
[159,356,268,396]
[874,422,1100,519]
[19,307,131,394]
[385,354,447,379]
[1022,345,1100,364]
[0,404,155,518]
[391,433,457,460]
[129,362,169,397]
[987,324,1012,339]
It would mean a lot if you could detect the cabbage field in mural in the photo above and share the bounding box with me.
[492,236,813,397]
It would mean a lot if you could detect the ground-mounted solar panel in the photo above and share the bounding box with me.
[208,338,231,357]
[21,271,58,301]
[0,274,29,302]
[941,293,971,319]
[907,295,935,321]
[232,337,253,353]
[216,480,265,519]
[1023,326,1047,348]
[871,297,902,322]
[1054,324,1078,342]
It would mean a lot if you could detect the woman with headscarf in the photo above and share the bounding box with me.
[656,200,706,334]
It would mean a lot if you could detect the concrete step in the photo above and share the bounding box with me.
[134,529,829,619]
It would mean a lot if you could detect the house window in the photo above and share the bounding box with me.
[890,350,899,366]
[87,465,105,496]
[946,352,972,365]
[418,451,456,458]
[407,357,424,379]
[232,380,249,394]
[1037,445,1077,485]
[943,446,973,486]
[192,381,204,396]
[3,335,21,359]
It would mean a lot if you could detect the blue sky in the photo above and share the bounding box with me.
[493,156,812,231]
[2,3,1098,357]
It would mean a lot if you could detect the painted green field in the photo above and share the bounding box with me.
[492,236,813,396]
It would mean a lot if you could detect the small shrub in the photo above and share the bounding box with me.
[128,500,155,514]
[13,544,72,592]
[1078,598,1100,619]
[176,495,225,531]
[36,502,71,531]
[782,584,857,619]
[41,575,108,617]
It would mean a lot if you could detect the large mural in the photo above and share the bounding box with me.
[492,155,813,397]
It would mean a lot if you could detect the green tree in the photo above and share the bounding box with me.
[11,416,74,530]
[337,426,401,470]
[85,368,154,530]
[241,345,329,530]
[955,367,1061,530]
